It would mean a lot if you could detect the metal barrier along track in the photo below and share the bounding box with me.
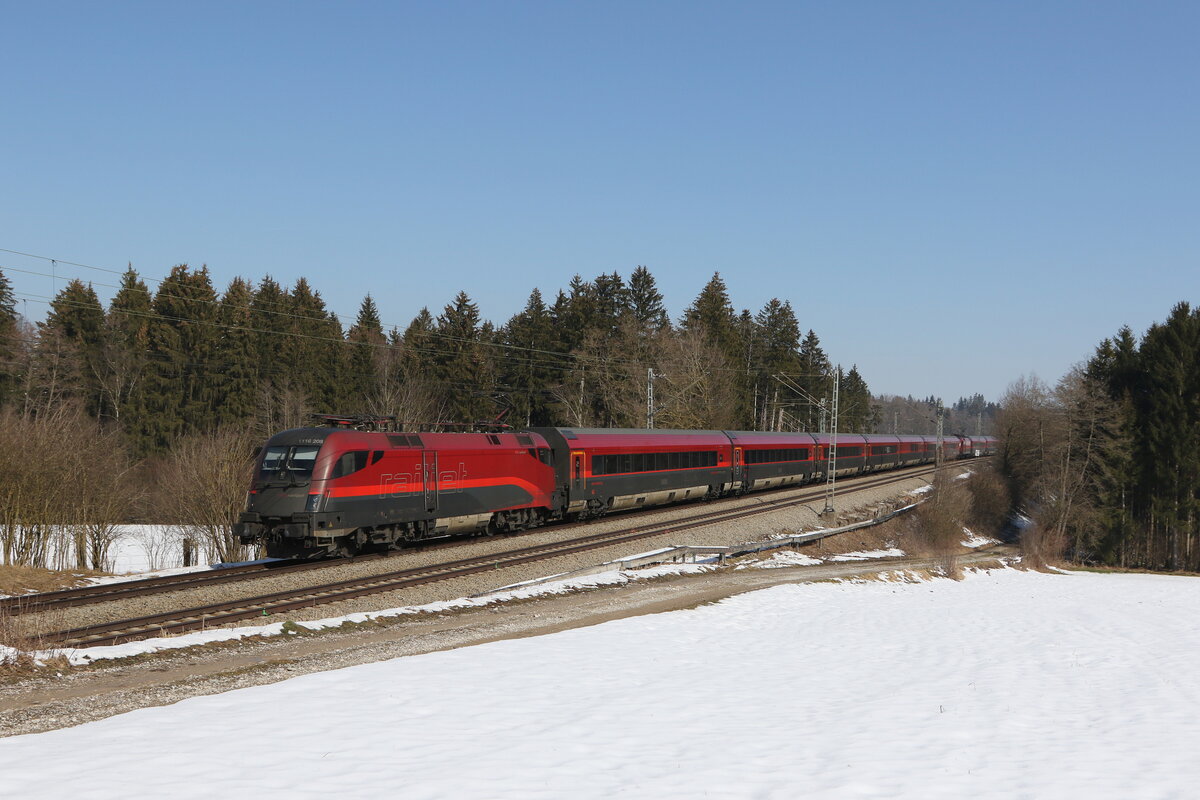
[44,466,937,648]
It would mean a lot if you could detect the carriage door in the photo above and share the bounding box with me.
[571,451,585,495]
[733,447,743,483]
[422,450,439,512]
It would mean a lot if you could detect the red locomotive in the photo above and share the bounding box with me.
[235,421,997,559]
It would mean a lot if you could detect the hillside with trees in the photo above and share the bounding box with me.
[998,302,1200,572]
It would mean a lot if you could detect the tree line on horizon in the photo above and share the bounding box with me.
[0,264,898,454]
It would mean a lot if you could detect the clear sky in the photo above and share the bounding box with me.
[2,1,1196,403]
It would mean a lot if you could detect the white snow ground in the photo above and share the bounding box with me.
[3,567,1199,799]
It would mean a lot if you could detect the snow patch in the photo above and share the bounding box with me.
[738,550,823,569]
[961,526,998,549]
[826,547,906,561]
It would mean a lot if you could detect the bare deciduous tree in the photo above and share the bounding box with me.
[0,404,135,569]
[996,370,1125,566]
[654,331,741,430]
[154,427,258,564]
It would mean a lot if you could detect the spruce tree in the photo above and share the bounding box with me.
[590,272,629,335]
[250,276,291,389]
[797,329,833,431]
[677,273,747,425]
[503,288,557,426]
[0,268,18,404]
[628,266,668,332]
[401,307,437,379]
[213,277,258,427]
[553,276,596,354]
[839,365,875,434]
[751,298,802,429]
[433,291,485,423]
[39,280,106,414]
[1134,303,1200,569]
[287,278,343,412]
[680,272,738,358]
[105,268,153,447]
[346,294,386,411]
[1083,339,1138,564]
[140,265,219,450]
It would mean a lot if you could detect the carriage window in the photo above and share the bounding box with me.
[745,448,810,464]
[589,450,720,475]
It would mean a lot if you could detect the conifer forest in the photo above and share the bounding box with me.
[998,303,1200,572]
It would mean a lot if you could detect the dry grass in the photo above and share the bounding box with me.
[1016,518,1068,571]
[0,564,109,596]
[807,521,900,556]
[0,569,80,675]
[0,604,71,676]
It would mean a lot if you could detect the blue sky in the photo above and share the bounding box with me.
[2,1,1196,402]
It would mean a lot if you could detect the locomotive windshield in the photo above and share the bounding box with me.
[258,445,320,485]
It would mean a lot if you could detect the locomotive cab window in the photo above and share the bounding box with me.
[332,450,371,479]
[258,445,320,483]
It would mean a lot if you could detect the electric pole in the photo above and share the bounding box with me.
[646,368,657,429]
[935,400,945,471]
[823,367,840,514]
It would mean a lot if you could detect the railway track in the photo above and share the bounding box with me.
[41,464,941,647]
[5,459,952,618]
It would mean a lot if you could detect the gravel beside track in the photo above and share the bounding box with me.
[17,466,945,637]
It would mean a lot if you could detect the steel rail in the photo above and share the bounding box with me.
[0,556,387,616]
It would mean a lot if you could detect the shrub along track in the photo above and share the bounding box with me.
[40,464,946,648]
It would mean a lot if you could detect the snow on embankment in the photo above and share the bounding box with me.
[3,568,1199,798]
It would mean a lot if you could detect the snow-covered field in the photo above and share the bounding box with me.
[3,567,1199,798]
